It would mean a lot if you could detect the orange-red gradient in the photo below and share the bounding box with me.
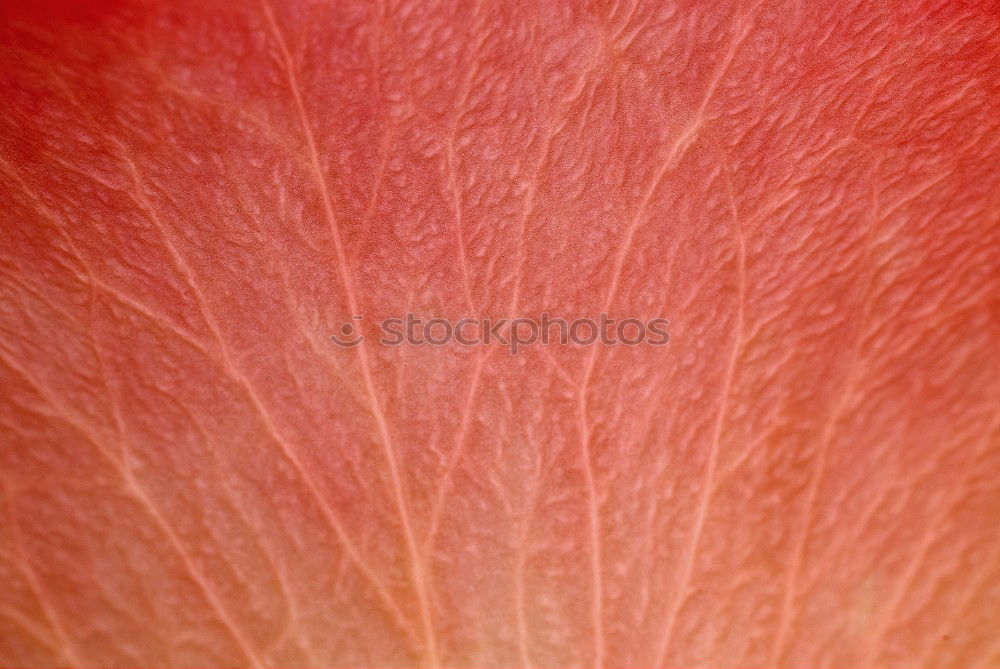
[1,0,999,667]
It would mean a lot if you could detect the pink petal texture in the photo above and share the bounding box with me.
[1,1,999,666]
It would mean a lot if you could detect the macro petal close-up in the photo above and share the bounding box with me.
[1,0,999,667]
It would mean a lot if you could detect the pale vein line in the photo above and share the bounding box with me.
[2,156,417,647]
[860,408,1000,666]
[260,3,438,664]
[653,140,746,667]
[3,161,266,663]
[423,2,490,567]
[600,0,762,318]
[768,154,884,667]
[0,606,61,657]
[424,73,589,554]
[170,395,324,663]
[423,38,599,634]
[514,474,541,669]
[608,0,642,46]
[423,41,603,667]
[457,53,605,669]
[706,163,965,492]
[0,355,264,667]
[444,0,484,317]
[0,157,207,354]
[573,369,607,668]
[423,353,485,551]
[445,126,477,316]
[120,154,426,654]
[2,484,84,668]
[507,91,572,319]
[520,68,617,669]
